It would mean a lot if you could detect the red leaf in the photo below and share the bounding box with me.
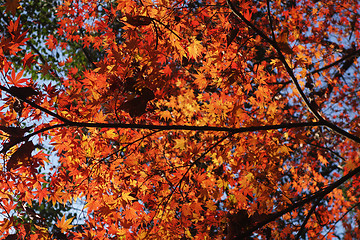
[45,35,58,50]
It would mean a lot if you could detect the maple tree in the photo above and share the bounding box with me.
[0,0,360,239]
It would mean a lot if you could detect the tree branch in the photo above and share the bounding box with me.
[266,0,276,41]
[226,0,360,145]
[310,49,360,76]
[321,202,360,240]
[295,197,322,240]
[0,84,324,134]
[0,85,71,123]
[64,121,324,133]
[239,162,360,238]
[226,0,323,120]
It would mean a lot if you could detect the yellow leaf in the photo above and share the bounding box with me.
[106,64,115,72]
[174,138,186,150]
[104,129,118,140]
[187,37,203,61]
[34,224,49,234]
[245,172,254,182]
[121,191,136,203]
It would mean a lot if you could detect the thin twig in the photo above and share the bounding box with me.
[239,163,360,238]
[144,133,231,239]
[321,202,360,240]
[266,0,276,41]
[310,49,360,76]
[226,0,360,144]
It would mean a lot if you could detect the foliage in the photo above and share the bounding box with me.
[0,0,360,239]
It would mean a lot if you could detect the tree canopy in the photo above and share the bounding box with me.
[1,0,360,239]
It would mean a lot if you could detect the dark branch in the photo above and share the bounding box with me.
[65,121,324,133]
[240,163,360,238]
[266,0,276,41]
[226,0,323,121]
[310,49,360,76]
[295,197,322,240]
[321,202,360,239]
[226,0,360,145]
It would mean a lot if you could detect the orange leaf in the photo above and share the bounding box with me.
[318,152,328,166]
[56,216,74,233]
[7,70,27,86]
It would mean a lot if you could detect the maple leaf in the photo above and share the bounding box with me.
[205,200,217,211]
[318,153,328,166]
[174,138,186,150]
[243,10,252,21]
[159,110,172,121]
[23,52,36,69]
[45,35,58,50]
[162,65,172,77]
[2,0,360,239]
[36,187,50,204]
[182,204,192,217]
[7,70,27,86]
[193,72,208,90]
[188,37,203,61]
[56,216,74,233]
[124,207,137,221]
[121,191,137,204]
